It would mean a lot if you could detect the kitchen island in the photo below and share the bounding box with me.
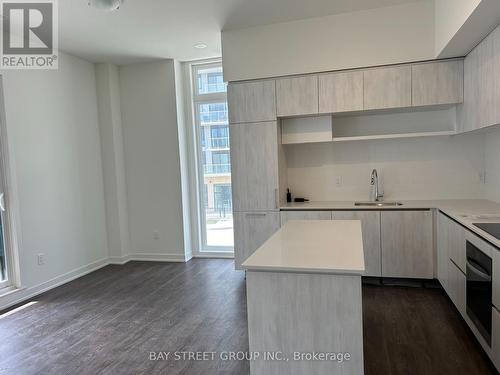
[242,220,365,375]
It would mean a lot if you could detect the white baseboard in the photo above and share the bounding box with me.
[127,253,187,262]
[0,258,109,311]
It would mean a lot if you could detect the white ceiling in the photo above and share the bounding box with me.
[59,0,423,65]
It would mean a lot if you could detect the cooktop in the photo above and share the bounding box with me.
[473,223,500,241]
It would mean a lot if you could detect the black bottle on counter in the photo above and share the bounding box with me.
[286,189,292,203]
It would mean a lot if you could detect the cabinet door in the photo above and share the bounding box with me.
[230,122,279,211]
[494,249,500,310]
[412,60,464,107]
[228,80,276,124]
[333,211,381,277]
[280,211,332,226]
[437,213,451,291]
[234,211,280,270]
[276,75,318,117]
[493,307,500,371]
[363,66,411,110]
[381,210,433,278]
[448,260,466,316]
[318,71,363,113]
[438,213,466,273]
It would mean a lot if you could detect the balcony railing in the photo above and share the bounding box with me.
[209,137,229,149]
[204,164,231,174]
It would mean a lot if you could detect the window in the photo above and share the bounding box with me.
[191,62,233,252]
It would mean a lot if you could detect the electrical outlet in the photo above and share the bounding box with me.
[153,231,160,240]
[37,253,45,266]
[335,176,343,187]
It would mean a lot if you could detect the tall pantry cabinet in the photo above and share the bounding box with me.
[228,80,284,269]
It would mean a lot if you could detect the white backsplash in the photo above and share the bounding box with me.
[285,133,486,202]
[484,126,500,204]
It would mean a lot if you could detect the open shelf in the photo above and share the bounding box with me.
[331,106,457,142]
[332,130,456,142]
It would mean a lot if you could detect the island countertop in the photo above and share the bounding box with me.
[242,220,365,275]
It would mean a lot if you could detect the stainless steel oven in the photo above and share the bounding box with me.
[466,240,492,346]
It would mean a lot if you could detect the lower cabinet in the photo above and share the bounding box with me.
[333,211,381,277]
[280,210,332,226]
[494,250,500,311]
[448,259,466,316]
[381,210,434,278]
[234,211,280,270]
[493,308,500,370]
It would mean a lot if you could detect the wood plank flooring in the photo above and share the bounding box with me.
[0,259,496,375]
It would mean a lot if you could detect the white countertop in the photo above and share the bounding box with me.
[281,199,500,249]
[242,220,365,275]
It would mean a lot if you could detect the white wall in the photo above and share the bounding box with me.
[285,133,485,202]
[222,1,435,82]
[484,126,500,203]
[119,60,187,261]
[434,0,481,55]
[0,52,109,290]
[95,63,130,262]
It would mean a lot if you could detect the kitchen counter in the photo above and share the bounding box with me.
[281,199,500,249]
[243,220,365,375]
[242,220,365,275]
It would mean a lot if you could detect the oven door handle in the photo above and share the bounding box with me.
[466,259,492,282]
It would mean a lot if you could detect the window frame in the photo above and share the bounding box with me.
[190,61,234,255]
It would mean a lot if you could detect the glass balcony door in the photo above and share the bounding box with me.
[192,63,234,253]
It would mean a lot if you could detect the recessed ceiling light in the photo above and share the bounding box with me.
[194,43,208,49]
[88,0,123,11]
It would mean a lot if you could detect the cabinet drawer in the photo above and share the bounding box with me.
[494,250,500,310]
[493,307,500,371]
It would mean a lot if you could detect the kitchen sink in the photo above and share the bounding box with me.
[354,201,403,207]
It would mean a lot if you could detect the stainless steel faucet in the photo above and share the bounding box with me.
[370,169,384,202]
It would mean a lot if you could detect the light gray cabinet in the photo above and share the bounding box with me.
[234,211,280,270]
[276,75,318,117]
[280,210,331,226]
[493,308,500,370]
[333,211,381,277]
[412,60,464,107]
[318,71,363,113]
[437,213,452,292]
[437,213,466,273]
[458,24,500,132]
[448,260,466,316]
[381,210,433,278]
[230,121,279,212]
[228,80,276,124]
[494,249,500,310]
[363,65,412,110]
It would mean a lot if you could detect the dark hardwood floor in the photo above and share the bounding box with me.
[0,259,496,375]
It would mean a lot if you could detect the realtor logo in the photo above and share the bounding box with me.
[1,0,58,69]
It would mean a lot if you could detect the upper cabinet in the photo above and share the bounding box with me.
[458,24,500,133]
[363,65,412,110]
[228,80,276,124]
[412,60,463,107]
[318,71,363,113]
[276,75,318,117]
